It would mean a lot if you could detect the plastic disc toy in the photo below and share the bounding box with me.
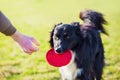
[46,48,72,67]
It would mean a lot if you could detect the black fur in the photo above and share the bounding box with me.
[49,9,107,80]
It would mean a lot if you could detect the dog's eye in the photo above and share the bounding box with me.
[63,35,70,39]
[54,36,59,40]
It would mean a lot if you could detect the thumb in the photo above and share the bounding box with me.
[30,37,40,46]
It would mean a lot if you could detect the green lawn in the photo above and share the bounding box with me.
[0,0,120,80]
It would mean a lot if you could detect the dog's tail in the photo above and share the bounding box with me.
[80,9,107,35]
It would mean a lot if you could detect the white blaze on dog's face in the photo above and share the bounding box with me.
[53,24,81,53]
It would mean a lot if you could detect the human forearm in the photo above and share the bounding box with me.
[0,11,16,36]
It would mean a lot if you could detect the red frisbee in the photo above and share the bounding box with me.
[46,48,72,67]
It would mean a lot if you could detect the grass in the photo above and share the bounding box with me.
[0,0,120,80]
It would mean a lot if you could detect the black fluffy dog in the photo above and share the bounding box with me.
[49,9,107,80]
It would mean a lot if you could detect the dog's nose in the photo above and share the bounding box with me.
[55,48,62,53]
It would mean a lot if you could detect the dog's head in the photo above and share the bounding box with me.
[49,22,82,54]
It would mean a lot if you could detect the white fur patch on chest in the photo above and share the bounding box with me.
[59,51,83,80]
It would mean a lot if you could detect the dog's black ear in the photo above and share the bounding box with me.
[71,22,81,35]
[49,28,54,48]
[71,22,80,27]
[49,22,63,47]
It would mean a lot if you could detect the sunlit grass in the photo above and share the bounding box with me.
[0,0,120,80]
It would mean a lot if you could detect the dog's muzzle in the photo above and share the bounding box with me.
[55,46,63,54]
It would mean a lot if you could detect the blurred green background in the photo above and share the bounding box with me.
[0,0,120,80]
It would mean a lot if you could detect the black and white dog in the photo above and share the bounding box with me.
[49,9,107,80]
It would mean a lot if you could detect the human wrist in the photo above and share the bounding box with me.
[10,30,23,41]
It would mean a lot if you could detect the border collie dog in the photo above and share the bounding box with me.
[49,9,107,80]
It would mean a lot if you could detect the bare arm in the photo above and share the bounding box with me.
[0,11,40,54]
[11,31,40,54]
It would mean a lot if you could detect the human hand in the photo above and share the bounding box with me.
[11,31,40,54]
